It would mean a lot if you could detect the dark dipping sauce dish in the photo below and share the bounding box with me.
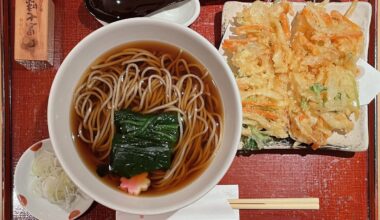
[84,0,187,23]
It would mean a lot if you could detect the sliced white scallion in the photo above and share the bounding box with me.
[31,149,79,211]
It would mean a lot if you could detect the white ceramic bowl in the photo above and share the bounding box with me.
[48,18,242,215]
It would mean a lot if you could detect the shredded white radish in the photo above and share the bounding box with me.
[31,149,79,210]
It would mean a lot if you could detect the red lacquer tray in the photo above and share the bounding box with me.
[1,0,377,219]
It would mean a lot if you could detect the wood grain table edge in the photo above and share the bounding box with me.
[373,0,379,219]
[1,0,11,219]
[363,0,378,219]
[0,0,3,217]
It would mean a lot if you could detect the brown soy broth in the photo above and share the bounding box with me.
[71,41,223,196]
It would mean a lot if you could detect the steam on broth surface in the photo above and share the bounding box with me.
[71,41,223,196]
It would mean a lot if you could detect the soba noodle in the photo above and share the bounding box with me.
[72,43,223,191]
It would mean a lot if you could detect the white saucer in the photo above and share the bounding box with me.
[14,139,94,220]
[97,0,200,27]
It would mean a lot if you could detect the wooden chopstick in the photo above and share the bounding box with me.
[228,198,320,210]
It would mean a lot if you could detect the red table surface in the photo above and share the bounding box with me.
[4,0,377,219]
